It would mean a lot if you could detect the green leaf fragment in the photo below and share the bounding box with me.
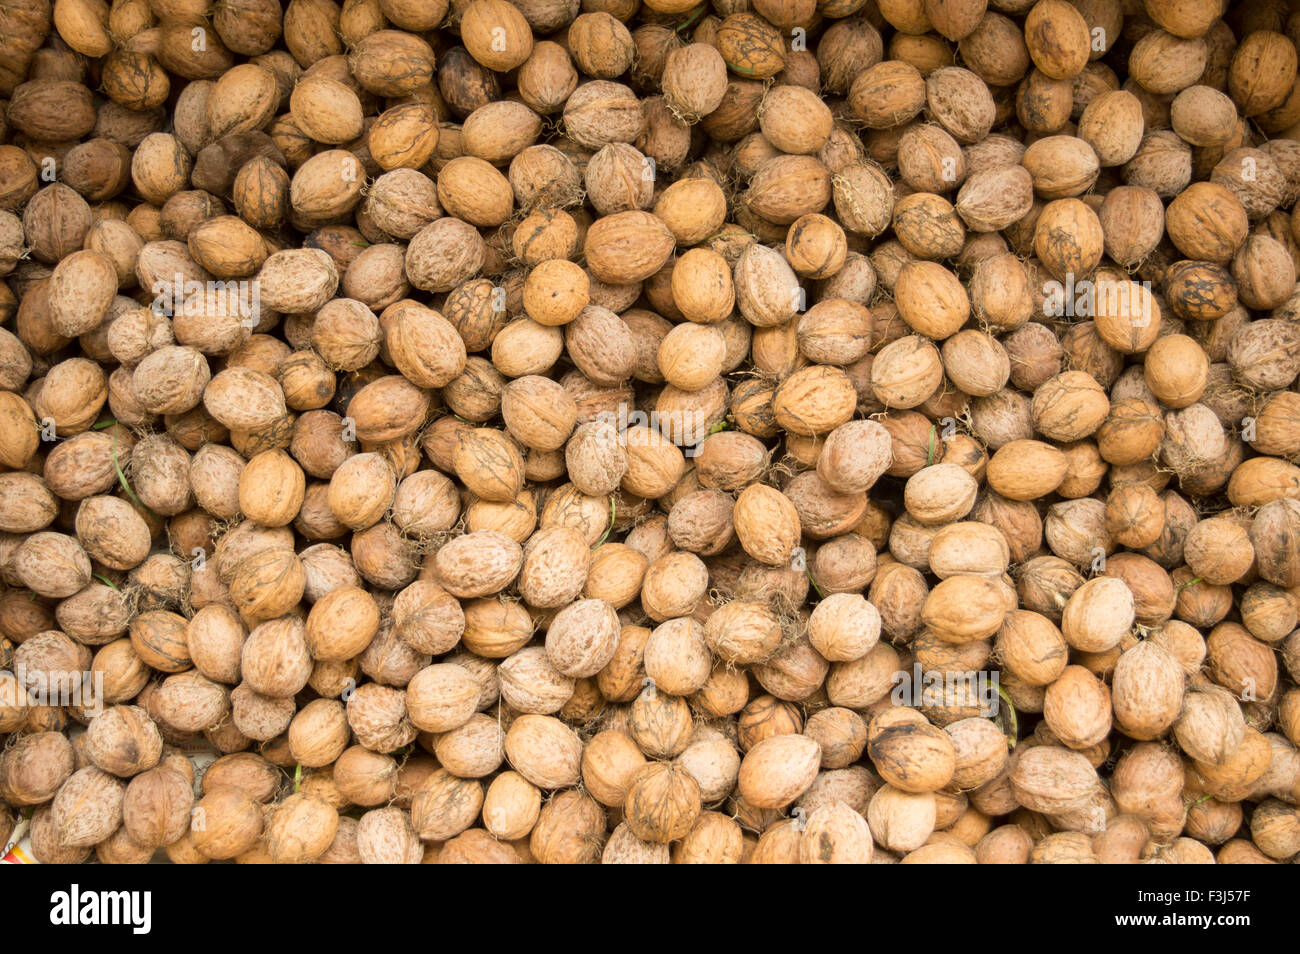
[675,5,707,33]
[111,428,151,517]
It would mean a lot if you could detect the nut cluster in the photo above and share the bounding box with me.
[0,0,1299,866]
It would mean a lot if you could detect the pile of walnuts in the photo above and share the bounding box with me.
[1,0,1300,864]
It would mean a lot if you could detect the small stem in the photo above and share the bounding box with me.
[593,497,616,548]
[996,683,1018,749]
